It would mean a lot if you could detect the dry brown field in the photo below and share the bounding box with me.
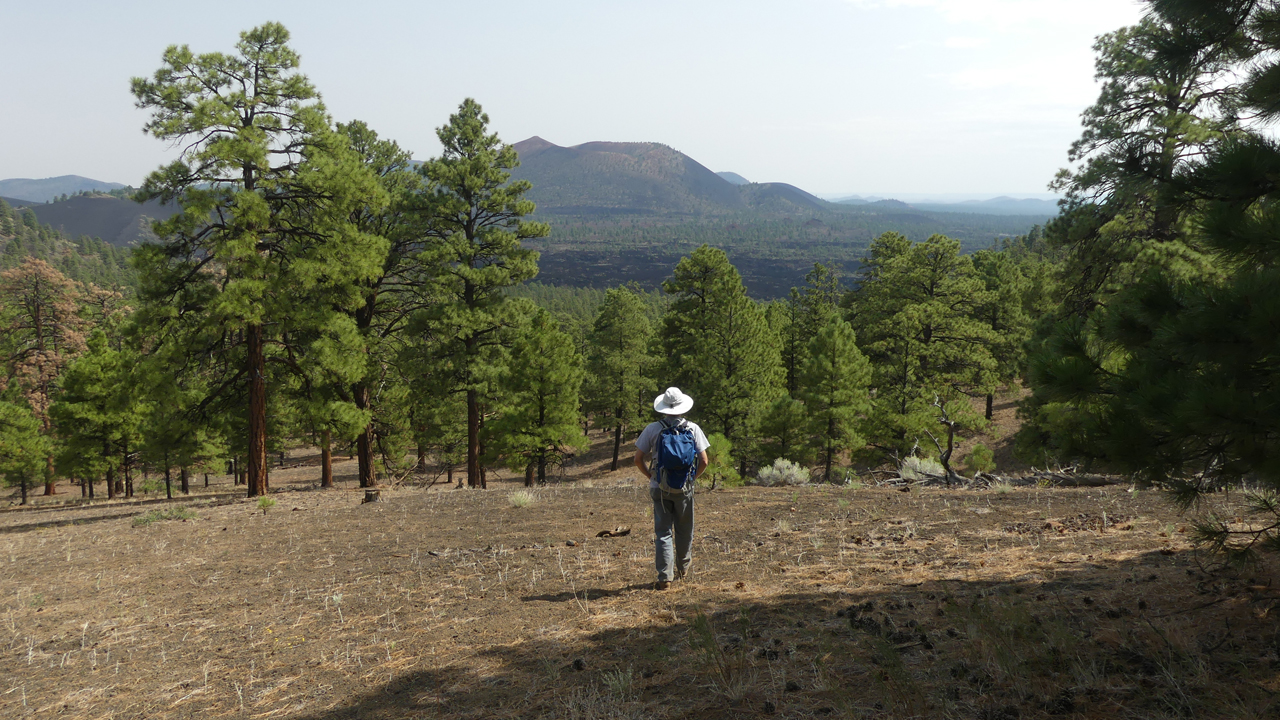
[2,426,1279,719]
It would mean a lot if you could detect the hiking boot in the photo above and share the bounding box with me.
[654,580,671,590]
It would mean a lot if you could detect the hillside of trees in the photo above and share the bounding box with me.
[7,3,1280,560]
[0,198,136,288]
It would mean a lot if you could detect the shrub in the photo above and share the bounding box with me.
[508,489,536,508]
[964,443,996,475]
[701,433,742,489]
[898,456,945,481]
[751,458,810,487]
[131,506,197,527]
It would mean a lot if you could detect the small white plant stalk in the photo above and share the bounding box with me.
[508,490,536,508]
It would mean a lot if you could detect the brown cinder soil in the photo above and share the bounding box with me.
[2,442,1278,719]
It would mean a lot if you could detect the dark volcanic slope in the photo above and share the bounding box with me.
[26,195,180,246]
[512,137,746,215]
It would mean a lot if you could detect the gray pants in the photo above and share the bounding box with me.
[651,487,694,582]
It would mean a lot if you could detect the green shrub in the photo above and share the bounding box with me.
[700,433,742,489]
[964,444,996,475]
[131,507,197,527]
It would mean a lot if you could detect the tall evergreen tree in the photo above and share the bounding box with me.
[798,317,871,482]
[755,394,812,467]
[131,23,388,496]
[659,245,783,472]
[50,330,144,500]
[850,233,998,458]
[485,309,588,485]
[0,381,50,505]
[0,258,87,495]
[779,263,842,395]
[334,119,429,488]
[1023,0,1280,558]
[970,249,1033,419]
[413,99,548,489]
[584,286,655,471]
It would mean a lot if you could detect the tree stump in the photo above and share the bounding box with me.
[362,489,382,504]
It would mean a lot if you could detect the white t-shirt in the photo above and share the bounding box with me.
[635,416,711,490]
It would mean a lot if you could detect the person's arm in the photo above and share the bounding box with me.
[694,450,708,478]
[634,449,650,478]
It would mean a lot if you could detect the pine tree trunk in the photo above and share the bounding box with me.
[985,393,994,421]
[79,476,87,498]
[355,388,377,488]
[538,453,548,485]
[87,475,94,499]
[164,451,172,500]
[321,429,334,489]
[524,462,534,487]
[246,322,269,498]
[19,475,28,505]
[106,463,116,500]
[43,438,56,495]
[416,442,427,471]
[123,442,133,498]
[611,419,623,472]
[180,467,189,495]
[467,388,481,488]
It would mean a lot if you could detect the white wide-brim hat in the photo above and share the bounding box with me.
[653,387,694,415]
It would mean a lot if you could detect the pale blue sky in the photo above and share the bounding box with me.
[1,0,1145,197]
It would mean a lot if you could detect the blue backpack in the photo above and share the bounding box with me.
[655,418,698,494]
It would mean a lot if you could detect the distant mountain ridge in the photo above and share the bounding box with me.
[0,176,126,203]
[510,137,833,216]
[1,193,178,246]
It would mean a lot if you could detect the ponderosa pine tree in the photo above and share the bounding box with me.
[413,99,547,489]
[334,119,428,488]
[755,394,812,466]
[131,23,388,497]
[798,317,871,482]
[584,286,655,471]
[485,308,587,485]
[970,249,1033,420]
[850,233,998,458]
[50,330,144,500]
[1022,0,1280,559]
[0,258,88,495]
[779,263,842,395]
[1049,13,1238,312]
[0,380,50,505]
[660,245,783,472]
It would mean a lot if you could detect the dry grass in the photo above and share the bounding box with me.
[2,441,1279,719]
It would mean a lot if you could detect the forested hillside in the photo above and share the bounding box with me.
[530,209,1048,296]
[0,198,136,289]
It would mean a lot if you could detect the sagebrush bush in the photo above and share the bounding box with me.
[131,507,197,527]
[898,456,945,481]
[964,443,996,474]
[751,458,810,487]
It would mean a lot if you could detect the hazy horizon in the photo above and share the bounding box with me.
[1,0,1146,195]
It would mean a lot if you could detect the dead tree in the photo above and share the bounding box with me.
[924,396,964,487]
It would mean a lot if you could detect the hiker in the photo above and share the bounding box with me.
[634,387,710,590]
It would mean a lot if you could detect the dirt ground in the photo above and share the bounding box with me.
[4,422,1280,720]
